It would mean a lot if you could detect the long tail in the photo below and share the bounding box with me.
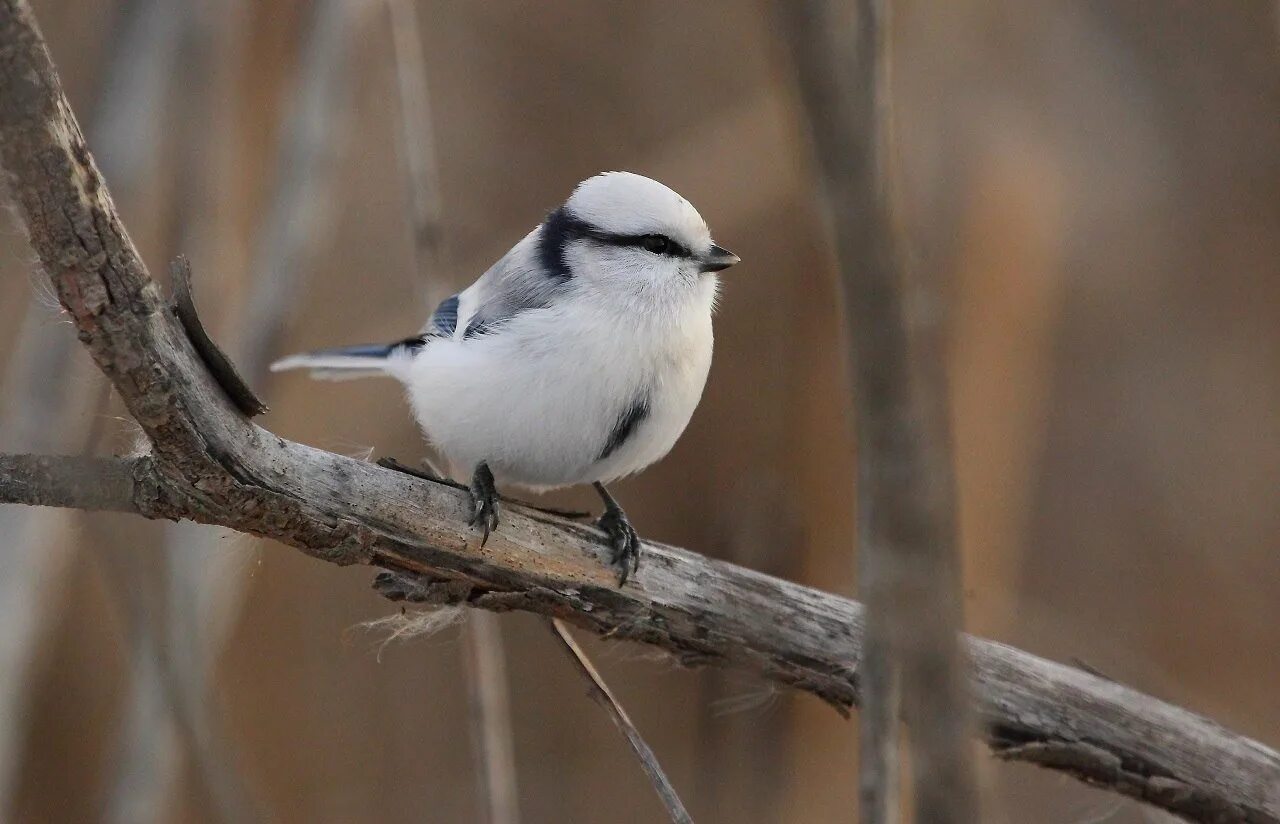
[269,338,422,381]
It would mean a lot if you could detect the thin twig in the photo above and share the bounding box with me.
[547,619,693,824]
[0,455,143,512]
[233,0,361,372]
[779,2,978,820]
[106,1,361,820]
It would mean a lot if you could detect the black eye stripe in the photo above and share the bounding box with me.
[606,233,690,258]
[540,207,693,269]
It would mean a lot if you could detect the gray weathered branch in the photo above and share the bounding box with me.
[0,2,1277,822]
[0,454,146,513]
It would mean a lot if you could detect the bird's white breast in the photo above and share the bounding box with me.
[403,278,716,489]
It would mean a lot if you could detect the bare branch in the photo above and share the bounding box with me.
[548,619,693,824]
[4,449,1280,824]
[0,454,148,513]
[0,3,1277,822]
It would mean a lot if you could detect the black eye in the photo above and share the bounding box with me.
[640,234,671,254]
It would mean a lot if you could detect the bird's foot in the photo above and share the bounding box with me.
[469,462,500,546]
[593,482,640,586]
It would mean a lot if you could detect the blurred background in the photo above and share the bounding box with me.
[0,0,1277,821]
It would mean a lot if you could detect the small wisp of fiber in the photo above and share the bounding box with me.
[353,607,464,661]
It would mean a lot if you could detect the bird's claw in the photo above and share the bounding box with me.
[597,506,640,586]
[470,494,499,546]
[469,462,500,547]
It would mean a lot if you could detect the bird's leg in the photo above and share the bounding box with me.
[592,482,640,586]
[469,461,500,546]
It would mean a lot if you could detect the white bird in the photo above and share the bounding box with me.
[271,171,739,584]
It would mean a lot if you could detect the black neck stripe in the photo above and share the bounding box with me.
[538,206,592,281]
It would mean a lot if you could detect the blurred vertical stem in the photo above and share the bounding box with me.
[387,0,444,274]
[104,0,363,821]
[383,3,520,821]
[0,0,180,815]
[779,2,979,822]
[461,612,522,824]
[101,0,264,819]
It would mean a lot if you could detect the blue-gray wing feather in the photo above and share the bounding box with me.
[424,227,565,341]
[429,295,459,336]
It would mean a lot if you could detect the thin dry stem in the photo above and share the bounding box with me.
[462,612,522,824]
[548,619,693,824]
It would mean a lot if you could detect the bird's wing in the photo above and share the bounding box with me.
[433,228,563,340]
[271,228,561,381]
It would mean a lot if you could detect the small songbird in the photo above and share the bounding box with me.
[271,172,739,584]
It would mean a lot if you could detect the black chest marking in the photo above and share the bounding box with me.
[599,396,651,461]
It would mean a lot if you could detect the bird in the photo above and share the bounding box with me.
[270,171,739,585]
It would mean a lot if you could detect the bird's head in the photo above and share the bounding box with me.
[538,172,739,298]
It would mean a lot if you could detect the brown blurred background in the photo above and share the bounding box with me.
[0,1,1277,822]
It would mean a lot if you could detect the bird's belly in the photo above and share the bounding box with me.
[404,322,711,489]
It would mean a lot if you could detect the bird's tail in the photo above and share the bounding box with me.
[269,338,422,381]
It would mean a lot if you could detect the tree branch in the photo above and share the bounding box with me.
[0,454,149,514]
[0,2,1277,822]
[4,456,1280,824]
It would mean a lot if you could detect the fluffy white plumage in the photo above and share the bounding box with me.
[271,172,738,579]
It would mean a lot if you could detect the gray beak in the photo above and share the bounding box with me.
[699,243,741,273]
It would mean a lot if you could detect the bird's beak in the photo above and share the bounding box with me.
[699,244,741,273]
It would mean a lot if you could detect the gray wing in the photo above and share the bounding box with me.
[425,227,563,340]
